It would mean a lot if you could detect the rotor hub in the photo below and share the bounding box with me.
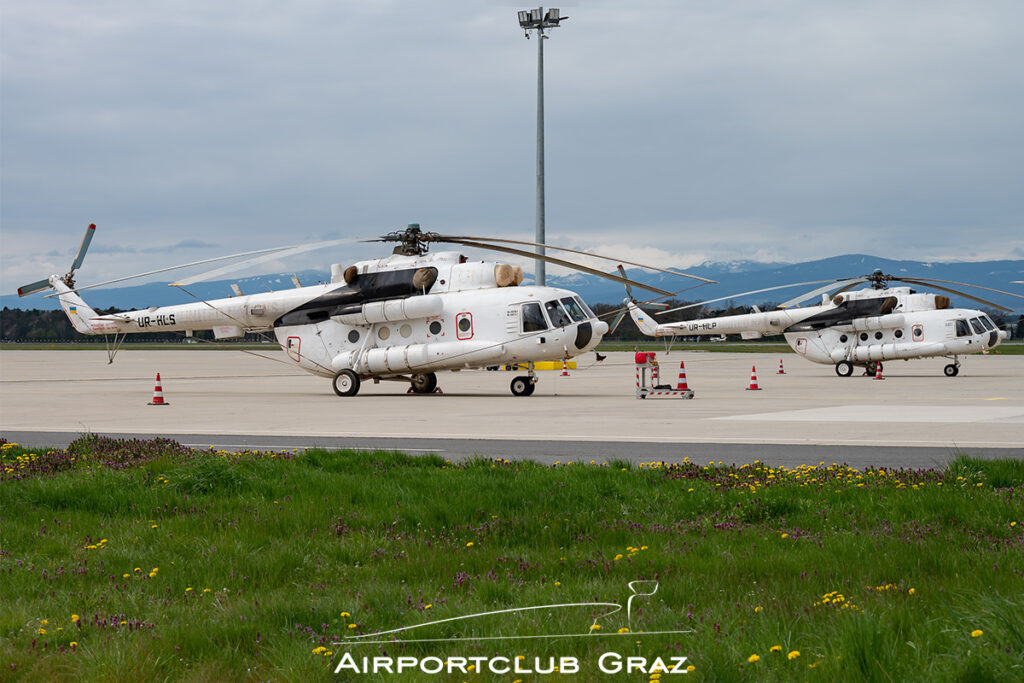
[380,223,442,256]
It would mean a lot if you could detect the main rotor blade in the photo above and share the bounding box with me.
[171,238,359,287]
[777,278,867,309]
[891,276,1024,301]
[18,278,53,297]
[70,223,97,272]
[657,279,846,315]
[897,278,1013,312]
[43,245,303,297]
[446,239,675,296]
[442,235,717,284]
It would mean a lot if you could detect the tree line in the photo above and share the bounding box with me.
[3,305,1022,343]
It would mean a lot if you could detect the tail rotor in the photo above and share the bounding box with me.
[17,224,96,296]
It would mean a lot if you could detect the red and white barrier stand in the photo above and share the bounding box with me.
[873,362,885,380]
[148,373,169,406]
[560,359,570,377]
[746,365,762,391]
[778,359,785,374]
[635,352,694,399]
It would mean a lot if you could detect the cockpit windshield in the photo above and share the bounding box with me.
[544,300,572,328]
[970,318,986,334]
[573,296,595,318]
[560,297,588,322]
[979,316,996,331]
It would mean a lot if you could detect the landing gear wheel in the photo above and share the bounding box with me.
[510,376,534,397]
[410,372,438,394]
[835,361,854,377]
[332,369,360,397]
[866,362,878,376]
[944,363,959,377]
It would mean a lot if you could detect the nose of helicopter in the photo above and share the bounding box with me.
[594,319,610,337]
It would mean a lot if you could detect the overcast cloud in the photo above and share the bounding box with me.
[2,0,1022,294]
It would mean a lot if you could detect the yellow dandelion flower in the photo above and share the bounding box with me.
[780,533,788,539]
[788,650,800,660]
[590,624,601,631]
[348,624,357,629]
[151,525,158,529]
[686,665,695,672]
[748,654,760,663]
[754,606,764,613]
[466,542,474,547]
[424,604,432,609]
[41,620,48,625]
[70,641,78,647]
[618,627,630,633]
[122,573,129,578]
[554,581,561,586]
[908,588,916,595]
[37,628,46,635]
[340,611,350,617]
[71,614,79,622]
[971,629,983,638]
[770,645,781,652]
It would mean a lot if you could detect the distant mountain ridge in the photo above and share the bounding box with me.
[4,255,1022,313]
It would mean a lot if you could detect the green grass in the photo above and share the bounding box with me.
[5,341,1024,355]
[2,437,1023,681]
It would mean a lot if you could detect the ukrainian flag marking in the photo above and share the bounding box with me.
[69,306,77,315]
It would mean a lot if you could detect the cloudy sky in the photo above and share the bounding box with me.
[2,0,1022,295]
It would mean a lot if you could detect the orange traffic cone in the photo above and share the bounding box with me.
[148,373,169,405]
[778,359,785,374]
[676,361,689,391]
[746,365,761,391]
[873,362,885,380]
[560,359,570,377]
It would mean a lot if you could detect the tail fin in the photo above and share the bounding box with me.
[627,298,661,337]
[51,278,101,335]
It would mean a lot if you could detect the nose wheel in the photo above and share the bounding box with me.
[510,376,536,396]
[944,362,960,377]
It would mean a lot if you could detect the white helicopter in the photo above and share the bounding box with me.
[18,223,713,396]
[624,269,1021,377]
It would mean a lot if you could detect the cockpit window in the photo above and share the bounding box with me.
[970,318,986,334]
[573,296,595,318]
[979,316,996,331]
[522,302,548,332]
[544,300,572,328]
[560,297,587,322]
[955,319,971,337]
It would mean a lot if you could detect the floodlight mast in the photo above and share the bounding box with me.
[517,7,567,286]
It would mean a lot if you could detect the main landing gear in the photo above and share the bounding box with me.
[409,372,438,394]
[835,361,854,377]
[510,363,538,396]
[332,369,360,397]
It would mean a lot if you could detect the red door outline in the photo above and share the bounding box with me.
[912,324,924,342]
[286,336,301,362]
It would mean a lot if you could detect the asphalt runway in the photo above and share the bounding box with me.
[2,349,1022,468]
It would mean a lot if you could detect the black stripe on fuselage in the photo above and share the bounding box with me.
[785,296,897,333]
[274,268,433,327]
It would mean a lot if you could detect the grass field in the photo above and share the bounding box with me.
[4,341,1023,355]
[2,437,1022,681]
